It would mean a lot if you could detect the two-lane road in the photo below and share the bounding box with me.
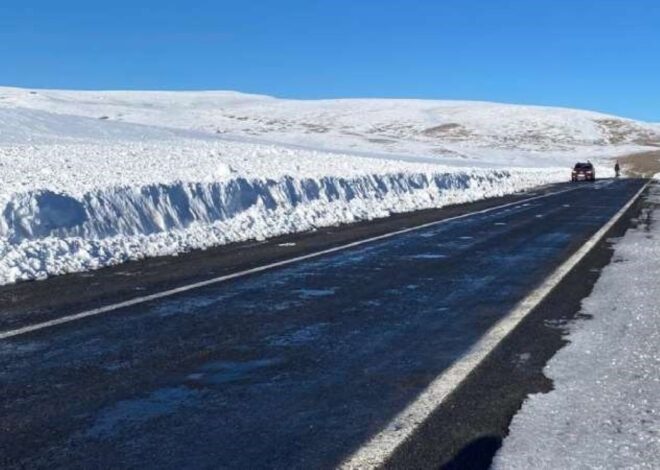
[0,178,648,469]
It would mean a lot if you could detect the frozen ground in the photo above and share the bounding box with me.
[1,87,659,284]
[493,181,660,469]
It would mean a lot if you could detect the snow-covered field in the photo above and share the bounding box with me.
[1,86,659,284]
[493,181,660,469]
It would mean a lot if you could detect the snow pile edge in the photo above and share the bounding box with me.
[0,168,564,285]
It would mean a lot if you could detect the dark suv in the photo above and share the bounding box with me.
[572,162,595,182]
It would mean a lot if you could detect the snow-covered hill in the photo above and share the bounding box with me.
[1,86,657,284]
[2,86,658,165]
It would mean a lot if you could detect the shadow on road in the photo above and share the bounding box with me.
[440,435,502,470]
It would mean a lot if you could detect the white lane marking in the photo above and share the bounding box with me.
[0,186,584,341]
[339,180,649,469]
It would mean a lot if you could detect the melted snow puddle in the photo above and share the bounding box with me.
[293,288,336,299]
[150,294,231,317]
[187,357,284,385]
[269,323,328,346]
[86,386,200,439]
[408,253,448,260]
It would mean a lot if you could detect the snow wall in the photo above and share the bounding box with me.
[0,169,565,285]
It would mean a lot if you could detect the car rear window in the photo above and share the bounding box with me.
[574,163,593,170]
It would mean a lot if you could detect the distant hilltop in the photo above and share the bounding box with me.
[2,86,659,158]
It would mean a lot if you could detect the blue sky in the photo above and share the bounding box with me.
[1,0,659,120]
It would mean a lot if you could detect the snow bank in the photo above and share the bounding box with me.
[493,183,660,469]
[0,163,564,284]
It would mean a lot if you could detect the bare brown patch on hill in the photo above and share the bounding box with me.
[595,119,660,145]
[422,123,472,139]
[367,138,397,144]
[617,150,660,177]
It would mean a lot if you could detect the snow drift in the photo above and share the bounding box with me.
[0,167,564,285]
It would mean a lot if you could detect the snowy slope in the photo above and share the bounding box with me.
[1,86,657,284]
[493,182,660,469]
[2,86,658,166]
[0,107,199,144]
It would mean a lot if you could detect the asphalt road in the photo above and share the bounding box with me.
[0,178,648,469]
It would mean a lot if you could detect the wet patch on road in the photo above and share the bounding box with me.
[293,288,336,299]
[186,357,285,386]
[269,323,328,347]
[85,386,202,439]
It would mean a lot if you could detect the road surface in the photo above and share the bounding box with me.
[0,178,648,469]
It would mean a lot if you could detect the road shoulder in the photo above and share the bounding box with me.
[492,180,660,469]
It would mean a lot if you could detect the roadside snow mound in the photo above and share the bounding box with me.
[0,136,565,284]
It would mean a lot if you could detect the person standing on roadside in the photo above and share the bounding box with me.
[615,161,621,177]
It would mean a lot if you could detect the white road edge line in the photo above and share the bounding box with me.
[0,186,582,341]
[339,180,650,470]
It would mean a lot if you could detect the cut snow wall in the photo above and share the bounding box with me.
[0,169,565,284]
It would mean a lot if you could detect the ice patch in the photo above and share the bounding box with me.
[294,288,336,299]
[186,357,284,385]
[86,386,200,439]
[269,323,327,346]
[151,295,223,318]
[408,254,448,260]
